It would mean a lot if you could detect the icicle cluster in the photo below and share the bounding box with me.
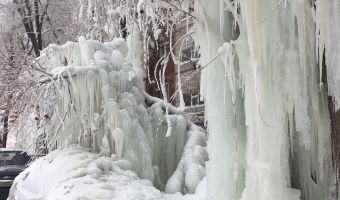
[37,36,207,194]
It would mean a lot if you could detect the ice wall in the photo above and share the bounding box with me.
[37,36,208,194]
[194,0,334,199]
[194,1,246,199]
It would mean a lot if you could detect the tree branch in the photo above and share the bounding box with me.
[161,0,196,19]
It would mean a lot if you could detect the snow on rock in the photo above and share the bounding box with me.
[22,36,208,197]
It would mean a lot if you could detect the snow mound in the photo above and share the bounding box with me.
[9,147,207,200]
[9,147,163,200]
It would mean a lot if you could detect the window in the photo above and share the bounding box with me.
[191,49,199,60]
[183,90,203,107]
[191,91,199,106]
[181,47,192,62]
[0,151,29,165]
[183,93,191,106]
[180,44,199,63]
[179,35,199,63]
[160,43,170,58]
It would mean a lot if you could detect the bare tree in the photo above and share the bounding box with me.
[0,0,76,148]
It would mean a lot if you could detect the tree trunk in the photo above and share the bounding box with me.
[0,110,9,148]
[13,0,50,57]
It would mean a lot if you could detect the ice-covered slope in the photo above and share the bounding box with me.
[10,36,208,198]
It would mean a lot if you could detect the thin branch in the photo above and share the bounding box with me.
[160,0,196,19]
[169,52,222,104]
[31,62,53,77]
[47,106,69,148]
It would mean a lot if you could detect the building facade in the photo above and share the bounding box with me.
[145,12,205,127]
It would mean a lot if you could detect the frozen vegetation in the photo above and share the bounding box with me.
[9,36,207,199]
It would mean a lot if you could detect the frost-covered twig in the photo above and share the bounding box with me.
[154,31,194,92]
[160,0,197,19]
[46,106,70,148]
[31,60,53,77]
[143,91,198,130]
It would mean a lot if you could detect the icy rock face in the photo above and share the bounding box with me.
[195,0,334,200]
[37,36,207,194]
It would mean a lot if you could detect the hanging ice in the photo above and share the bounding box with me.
[194,0,334,200]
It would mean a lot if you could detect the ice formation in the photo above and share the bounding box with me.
[17,36,208,197]
[194,0,335,200]
[9,0,340,199]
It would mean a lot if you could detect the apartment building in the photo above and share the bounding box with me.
[145,12,205,127]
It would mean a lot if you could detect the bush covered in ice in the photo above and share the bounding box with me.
[9,36,208,199]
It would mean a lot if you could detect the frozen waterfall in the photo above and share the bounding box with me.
[194,0,335,200]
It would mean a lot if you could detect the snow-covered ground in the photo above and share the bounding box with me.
[8,147,206,200]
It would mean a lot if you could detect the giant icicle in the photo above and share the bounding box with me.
[194,1,246,199]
